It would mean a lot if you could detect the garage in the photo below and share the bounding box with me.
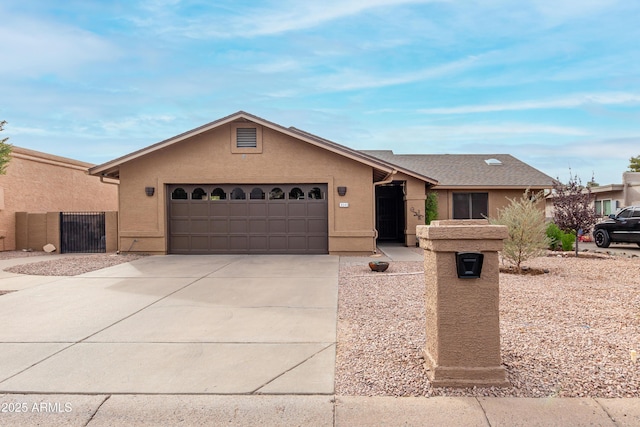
[168,184,328,254]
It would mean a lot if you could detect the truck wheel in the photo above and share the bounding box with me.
[594,229,610,248]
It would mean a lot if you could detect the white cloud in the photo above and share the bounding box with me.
[0,10,120,77]
[419,93,640,114]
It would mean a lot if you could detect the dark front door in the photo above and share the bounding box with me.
[376,184,405,242]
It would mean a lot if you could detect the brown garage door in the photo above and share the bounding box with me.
[168,184,328,254]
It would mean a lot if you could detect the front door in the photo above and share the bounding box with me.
[375,183,405,242]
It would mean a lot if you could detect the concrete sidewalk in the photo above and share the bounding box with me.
[0,394,638,426]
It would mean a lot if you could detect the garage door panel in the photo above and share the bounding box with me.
[169,184,327,254]
[307,203,326,216]
[191,236,210,250]
[308,236,327,252]
[190,203,209,216]
[269,219,287,233]
[249,204,267,216]
[211,203,230,216]
[249,236,268,251]
[171,219,191,233]
[288,204,306,216]
[191,219,209,233]
[171,203,189,216]
[211,236,228,249]
[288,219,307,233]
[211,219,228,233]
[308,219,328,233]
[229,236,248,251]
[249,219,267,233]
[268,204,286,216]
[229,204,248,216]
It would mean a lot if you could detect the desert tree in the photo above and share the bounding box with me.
[629,155,640,172]
[551,173,598,256]
[488,189,549,272]
[0,121,12,174]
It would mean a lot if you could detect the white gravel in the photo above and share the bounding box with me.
[336,252,640,398]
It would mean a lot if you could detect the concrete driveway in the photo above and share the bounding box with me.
[0,255,338,395]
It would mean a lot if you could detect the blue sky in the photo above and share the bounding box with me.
[2,0,639,185]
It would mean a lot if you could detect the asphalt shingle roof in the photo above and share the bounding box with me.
[361,151,554,188]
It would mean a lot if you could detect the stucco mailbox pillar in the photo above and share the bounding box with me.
[417,220,510,388]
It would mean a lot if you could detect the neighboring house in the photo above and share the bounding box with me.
[0,146,119,251]
[590,172,640,216]
[544,172,640,219]
[89,111,553,255]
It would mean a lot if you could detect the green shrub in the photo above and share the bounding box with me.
[561,232,576,251]
[425,192,438,224]
[546,222,563,250]
[546,222,575,251]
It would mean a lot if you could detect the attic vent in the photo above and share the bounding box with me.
[485,158,502,166]
[236,128,257,148]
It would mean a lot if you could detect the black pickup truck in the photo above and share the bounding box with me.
[593,206,640,248]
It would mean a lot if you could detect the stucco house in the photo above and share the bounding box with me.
[0,146,119,251]
[89,111,553,255]
[590,172,640,216]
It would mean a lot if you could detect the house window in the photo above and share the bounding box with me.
[595,199,612,216]
[236,128,257,148]
[453,193,488,219]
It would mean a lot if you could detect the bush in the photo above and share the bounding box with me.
[561,232,576,251]
[546,222,575,251]
[546,223,563,250]
[425,192,438,224]
[489,190,549,272]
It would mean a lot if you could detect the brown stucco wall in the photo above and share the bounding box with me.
[0,147,119,251]
[117,123,378,254]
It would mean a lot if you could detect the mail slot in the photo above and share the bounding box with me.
[456,252,484,279]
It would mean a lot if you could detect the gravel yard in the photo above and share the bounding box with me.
[336,253,640,398]
[1,252,145,276]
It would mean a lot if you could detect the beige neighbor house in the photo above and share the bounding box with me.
[89,111,554,255]
[589,172,640,217]
[0,146,119,252]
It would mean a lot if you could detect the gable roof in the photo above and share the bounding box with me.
[88,111,438,184]
[361,151,554,189]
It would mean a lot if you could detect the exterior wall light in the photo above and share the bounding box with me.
[337,186,347,196]
[145,187,155,197]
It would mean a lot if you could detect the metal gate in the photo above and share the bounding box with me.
[60,212,106,253]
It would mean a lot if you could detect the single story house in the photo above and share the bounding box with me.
[0,146,119,251]
[89,111,554,255]
[589,172,640,216]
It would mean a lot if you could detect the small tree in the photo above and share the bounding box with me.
[488,190,549,272]
[425,192,438,224]
[0,121,12,174]
[629,155,640,172]
[552,173,598,256]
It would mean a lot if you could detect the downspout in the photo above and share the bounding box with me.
[372,170,398,254]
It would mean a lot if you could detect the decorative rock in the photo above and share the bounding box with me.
[43,243,56,253]
[369,261,389,272]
